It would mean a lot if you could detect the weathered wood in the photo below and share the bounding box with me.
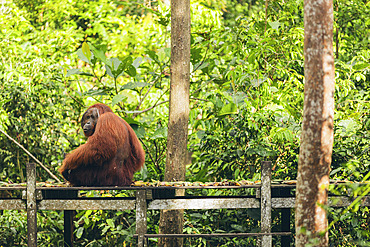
[2,196,367,211]
[272,198,296,208]
[27,163,37,247]
[3,163,370,247]
[149,197,260,210]
[135,232,292,238]
[1,195,369,210]
[38,199,136,210]
[261,161,272,247]
[136,190,147,247]
[0,199,26,210]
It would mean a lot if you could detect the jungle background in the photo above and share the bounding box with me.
[0,0,369,246]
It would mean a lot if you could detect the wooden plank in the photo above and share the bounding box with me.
[2,196,368,211]
[261,161,272,246]
[0,199,26,210]
[135,232,292,238]
[27,163,37,247]
[148,198,260,210]
[38,199,136,210]
[272,196,370,208]
[329,196,370,207]
[272,198,296,208]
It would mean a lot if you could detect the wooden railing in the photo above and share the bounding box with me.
[0,162,369,247]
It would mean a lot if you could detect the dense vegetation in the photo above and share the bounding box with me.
[0,0,369,246]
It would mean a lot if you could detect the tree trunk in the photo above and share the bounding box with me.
[295,0,335,246]
[158,0,191,246]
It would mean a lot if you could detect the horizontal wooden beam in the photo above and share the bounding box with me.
[0,196,369,210]
[0,199,25,210]
[38,199,136,210]
[148,197,260,210]
[133,232,292,238]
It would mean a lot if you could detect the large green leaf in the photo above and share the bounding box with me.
[111,94,127,106]
[81,42,91,62]
[218,103,238,116]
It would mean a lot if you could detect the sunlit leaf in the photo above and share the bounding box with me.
[106,218,115,228]
[218,103,238,116]
[111,94,127,106]
[76,227,84,239]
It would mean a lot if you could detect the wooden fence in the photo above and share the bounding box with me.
[0,162,369,247]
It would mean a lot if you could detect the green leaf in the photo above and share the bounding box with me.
[76,227,84,239]
[121,81,149,90]
[234,168,240,179]
[83,216,90,225]
[119,56,132,70]
[147,50,160,64]
[196,130,206,139]
[66,69,82,77]
[218,103,238,116]
[126,65,137,77]
[353,62,369,70]
[66,69,93,77]
[105,58,124,79]
[106,218,115,228]
[84,88,107,96]
[133,57,143,68]
[112,94,127,106]
[88,43,108,64]
[105,64,115,78]
[101,225,110,235]
[269,21,281,31]
[248,52,256,64]
[82,42,91,61]
[194,62,209,71]
[110,57,121,71]
[132,125,146,138]
[151,127,168,139]
[77,49,91,64]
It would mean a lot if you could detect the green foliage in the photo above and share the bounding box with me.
[0,210,27,246]
[0,0,369,246]
[0,1,84,183]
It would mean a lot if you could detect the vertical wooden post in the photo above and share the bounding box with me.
[64,209,75,247]
[63,190,78,247]
[27,163,37,247]
[136,190,147,247]
[261,161,272,246]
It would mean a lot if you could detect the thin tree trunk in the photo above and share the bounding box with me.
[295,0,335,246]
[158,0,191,246]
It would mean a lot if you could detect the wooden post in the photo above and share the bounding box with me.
[64,210,74,247]
[136,190,147,247]
[27,163,37,247]
[261,161,272,246]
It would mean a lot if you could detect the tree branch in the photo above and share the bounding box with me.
[132,100,169,116]
[0,129,62,183]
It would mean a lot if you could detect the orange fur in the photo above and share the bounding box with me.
[59,104,145,186]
